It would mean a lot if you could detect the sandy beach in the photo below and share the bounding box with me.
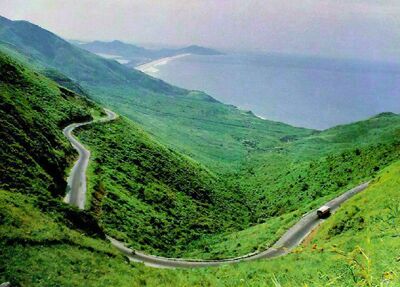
[135,53,191,74]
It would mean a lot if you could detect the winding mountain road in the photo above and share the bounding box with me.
[64,109,369,268]
[63,109,117,209]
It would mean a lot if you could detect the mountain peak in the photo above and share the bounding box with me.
[373,112,398,118]
[111,40,124,44]
[178,45,223,55]
[0,15,12,24]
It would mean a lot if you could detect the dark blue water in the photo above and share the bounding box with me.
[151,53,400,129]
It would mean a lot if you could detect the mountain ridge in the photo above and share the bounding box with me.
[1,14,400,286]
[0,15,312,171]
[78,40,223,66]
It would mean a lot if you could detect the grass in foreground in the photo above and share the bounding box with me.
[167,160,400,286]
[2,160,399,286]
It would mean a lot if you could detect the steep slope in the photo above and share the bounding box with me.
[0,15,312,171]
[164,160,400,286]
[0,51,136,287]
[0,51,101,198]
[0,16,180,93]
[72,105,400,259]
[0,50,249,259]
[0,51,240,285]
[2,129,399,285]
[1,18,400,287]
[75,118,249,256]
[175,112,400,259]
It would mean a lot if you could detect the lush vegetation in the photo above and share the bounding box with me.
[234,113,400,221]
[74,110,400,260]
[0,51,101,198]
[73,109,399,259]
[167,160,400,286]
[1,15,400,286]
[89,85,312,171]
[0,51,126,285]
[2,161,399,286]
[182,113,400,259]
[0,15,312,171]
[183,136,400,259]
[76,118,250,256]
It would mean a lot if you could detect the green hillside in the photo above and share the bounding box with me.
[0,51,136,287]
[75,117,250,256]
[1,15,400,287]
[0,50,247,262]
[3,113,399,286]
[0,48,224,285]
[176,114,400,259]
[0,51,101,198]
[186,113,398,259]
[70,100,399,259]
[1,15,398,259]
[0,16,179,92]
[164,160,400,286]
[0,15,312,171]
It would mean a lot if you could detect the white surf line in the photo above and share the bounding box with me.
[135,53,191,74]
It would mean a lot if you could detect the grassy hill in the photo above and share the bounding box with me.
[75,117,251,255]
[4,161,400,284]
[0,48,230,285]
[176,116,400,259]
[0,50,138,287]
[0,51,101,198]
[1,15,400,287]
[184,113,398,259]
[3,124,399,286]
[0,49,251,260]
[0,15,312,171]
[73,102,400,259]
[163,160,400,286]
[1,15,398,259]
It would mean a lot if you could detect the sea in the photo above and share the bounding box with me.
[138,53,400,130]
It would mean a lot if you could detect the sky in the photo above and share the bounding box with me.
[1,0,399,62]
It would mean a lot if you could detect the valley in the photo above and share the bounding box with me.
[63,105,371,267]
[0,14,399,287]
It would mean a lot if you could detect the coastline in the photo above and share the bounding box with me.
[135,53,191,74]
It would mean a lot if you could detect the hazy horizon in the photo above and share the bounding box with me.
[1,0,399,63]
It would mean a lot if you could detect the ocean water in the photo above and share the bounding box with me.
[144,53,400,130]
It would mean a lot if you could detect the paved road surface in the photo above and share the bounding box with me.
[108,182,369,268]
[64,110,369,268]
[63,109,117,209]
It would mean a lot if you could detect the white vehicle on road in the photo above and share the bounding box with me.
[317,205,331,218]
